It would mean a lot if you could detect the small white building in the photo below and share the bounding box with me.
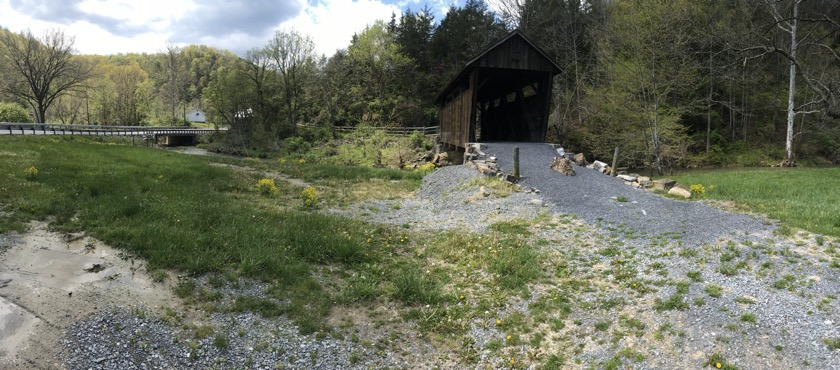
[187,109,206,123]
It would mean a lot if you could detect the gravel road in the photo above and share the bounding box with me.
[480,142,775,246]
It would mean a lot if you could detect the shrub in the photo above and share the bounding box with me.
[690,184,706,198]
[0,102,29,123]
[301,186,319,207]
[256,178,278,195]
[24,166,38,179]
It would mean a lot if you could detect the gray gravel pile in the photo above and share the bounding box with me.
[480,142,775,246]
[64,308,409,370]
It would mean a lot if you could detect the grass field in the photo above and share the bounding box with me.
[672,167,840,237]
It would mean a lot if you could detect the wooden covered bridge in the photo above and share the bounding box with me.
[436,30,561,151]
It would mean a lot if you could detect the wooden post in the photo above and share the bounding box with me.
[513,147,520,181]
[610,147,620,177]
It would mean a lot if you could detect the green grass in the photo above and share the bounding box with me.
[0,136,424,333]
[672,167,840,237]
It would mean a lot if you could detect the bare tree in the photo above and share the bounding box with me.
[740,0,840,165]
[0,28,92,123]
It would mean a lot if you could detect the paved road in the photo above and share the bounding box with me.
[479,142,773,246]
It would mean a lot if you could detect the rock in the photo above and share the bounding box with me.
[550,156,576,176]
[478,186,490,197]
[617,174,637,182]
[574,153,588,166]
[529,199,544,206]
[83,263,107,273]
[653,178,677,191]
[592,160,608,173]
[668,184,692,198]
[638,176,652,188]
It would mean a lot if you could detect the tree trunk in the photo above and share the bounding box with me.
[783,0,799,167]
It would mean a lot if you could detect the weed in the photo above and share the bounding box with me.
[687,271,703,282]
[823,337,840,350]
[704,352,738,369]
[739,313,757,323]
[705,284,724,298]
[615,196,630,203]
[654,293,689,311]
[391,263,443,305]
[213,334,229,349]
[733,296,756,304]
[488,219,531,236]
[594,321,611,331]
[542,354,565,370]
[773,274,797,290]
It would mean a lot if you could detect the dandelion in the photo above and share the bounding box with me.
[510,358,515,365]
[298,159,306,164]
[506,335,511,340]
[496,319,501,325]
[715,363,722,369]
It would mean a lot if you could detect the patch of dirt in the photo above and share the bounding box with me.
[209,162,312,188]
[0,222,179,369]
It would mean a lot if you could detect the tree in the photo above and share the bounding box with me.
[429,0,509,79]
[347,21,414,126]
[739,0,840,165]
[0,28,92,123]
[595,0,702,174]
[266,29,316,136]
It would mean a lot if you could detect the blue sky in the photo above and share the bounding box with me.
[0,0,468,56]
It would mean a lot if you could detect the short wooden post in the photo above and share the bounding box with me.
[610,146,620,177]
[513,147,520,181]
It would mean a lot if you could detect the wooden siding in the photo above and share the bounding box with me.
[476,36,557,73]
[439,71,475,149]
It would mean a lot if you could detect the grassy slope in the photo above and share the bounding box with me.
[672,167,840,237]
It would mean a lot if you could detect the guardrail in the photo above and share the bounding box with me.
[0,123,224,136]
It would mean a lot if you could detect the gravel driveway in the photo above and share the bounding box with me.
[480,142,775,246]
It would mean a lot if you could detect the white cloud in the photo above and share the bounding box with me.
[280,0,400,57]
[0,0,457,56]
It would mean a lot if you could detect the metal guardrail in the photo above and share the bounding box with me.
[0,123,224,136]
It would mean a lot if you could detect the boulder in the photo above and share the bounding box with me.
[638,176,652,188]
[479,185,490,197]
[550,156,576,176]
[574,153,588,166]
[668,184,692,198]
[653,178,677,191]
[617,174,637,182]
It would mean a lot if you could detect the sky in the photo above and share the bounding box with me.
[0,0,465,57]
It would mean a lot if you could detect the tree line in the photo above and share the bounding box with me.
[1,0,838,168]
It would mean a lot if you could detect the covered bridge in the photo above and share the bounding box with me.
[436,30,562,150]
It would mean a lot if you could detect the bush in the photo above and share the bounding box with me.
[256,178,278,195]
[0,102,30,123]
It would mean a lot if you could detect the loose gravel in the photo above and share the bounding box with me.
[479,142,776,246]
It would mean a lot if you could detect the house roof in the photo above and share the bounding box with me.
[435,29,562,104]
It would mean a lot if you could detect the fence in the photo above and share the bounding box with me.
[0,123,222,136]
[299,124,439,136]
